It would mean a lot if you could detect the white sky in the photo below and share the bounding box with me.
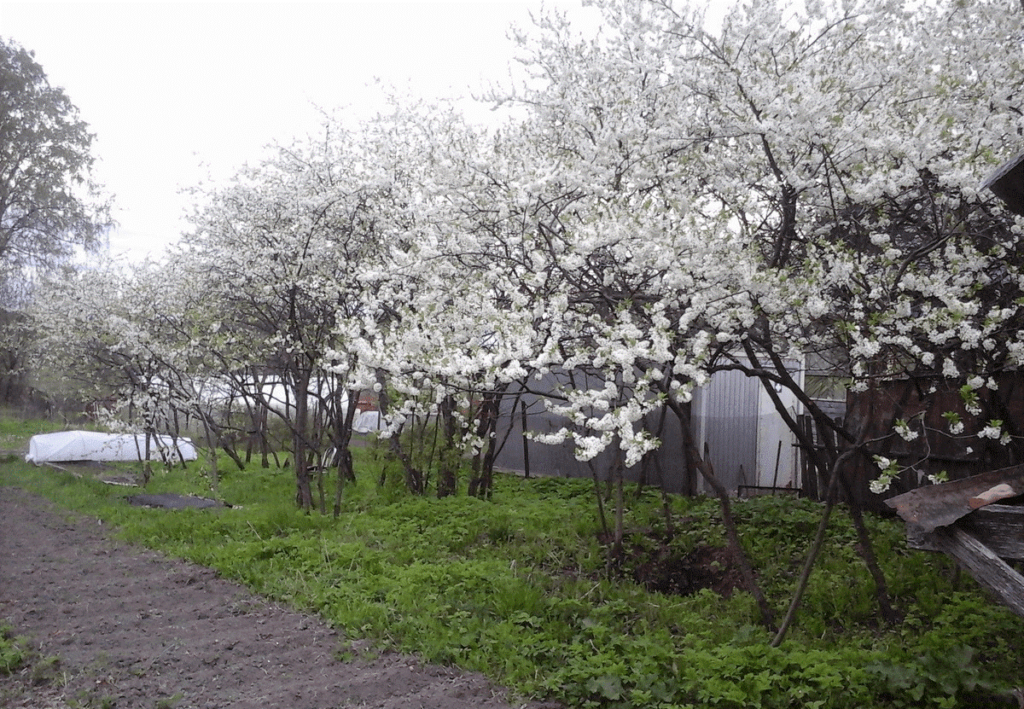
[0,1,605,263]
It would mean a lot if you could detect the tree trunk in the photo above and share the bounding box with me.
[437,395,458,498]
[197,409,220,494]
[520,397,531,479]
[316,452,326,514]
[689,441,777,632]
[739,344,899,627]
[375,369,423,493]
[668,396,776,631]
[332,390,360,518]
[469,392,501,499]
[140,425,154,485]
[393,431,424,494]
[771,447,854,646]
[588,459,610,540]
[838,464,900,624]
[292,369,314,511]
[609,449,625,573]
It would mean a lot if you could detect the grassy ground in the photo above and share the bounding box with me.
[2,413,1022,708]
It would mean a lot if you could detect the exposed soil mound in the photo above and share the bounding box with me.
[629,537,747,598]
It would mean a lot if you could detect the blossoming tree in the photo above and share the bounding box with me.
[482,0,1024,631]
[29,262,207,482]
[180,124,401,512]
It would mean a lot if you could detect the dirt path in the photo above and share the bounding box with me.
[0,487,554,709]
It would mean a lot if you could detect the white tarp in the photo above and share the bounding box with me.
[353,410,382,434]
[25,431,198,464]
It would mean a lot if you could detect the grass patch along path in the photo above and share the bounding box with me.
[0,487,553,709]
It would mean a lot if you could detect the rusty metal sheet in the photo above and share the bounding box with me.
[884,464,1024,532]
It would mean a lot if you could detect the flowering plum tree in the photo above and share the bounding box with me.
[29,262,204,482]
[504,0,1023,473]
[481,0,1024,630]
[181,123,410,512]
[339,105,548,498]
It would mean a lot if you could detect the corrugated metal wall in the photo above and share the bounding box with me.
[492,373,693,493]
[692,369,759,492]
[492,364,809,496]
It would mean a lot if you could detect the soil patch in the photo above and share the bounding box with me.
[625,533,747,598]
[0,487,557,709]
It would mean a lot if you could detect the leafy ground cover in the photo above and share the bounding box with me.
[2,416,1022,709]
[0,623,31,676]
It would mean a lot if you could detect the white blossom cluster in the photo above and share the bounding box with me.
[27,0,1024,496]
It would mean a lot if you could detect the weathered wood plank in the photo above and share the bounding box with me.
[928,526,1024,619]
[906,505,1024,560]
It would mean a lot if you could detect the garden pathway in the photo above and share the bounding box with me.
[0,487,553,709]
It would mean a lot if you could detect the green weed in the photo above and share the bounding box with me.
[0,623,30,675]
[2,418,1022,709]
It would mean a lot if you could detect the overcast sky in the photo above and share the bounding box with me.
[1,1,605,263]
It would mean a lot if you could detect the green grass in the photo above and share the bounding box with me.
[2,416,1022,708]
[0,410,65,450]
[0,623,30,675]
